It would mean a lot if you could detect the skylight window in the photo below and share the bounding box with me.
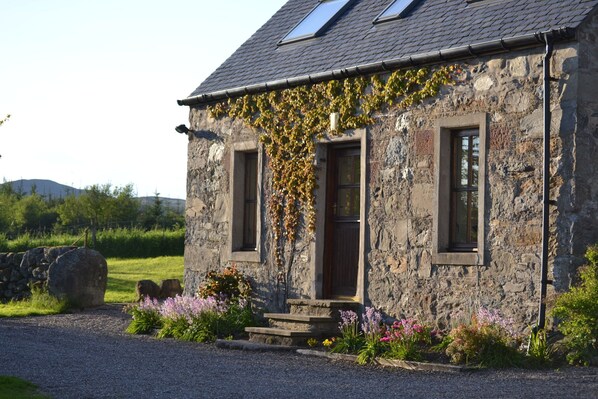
[279,0,354,45]
[373,0,420,24]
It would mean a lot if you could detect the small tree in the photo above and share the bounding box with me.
[552,245,598,365]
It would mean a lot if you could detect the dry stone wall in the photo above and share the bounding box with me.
[0,247,76,302]
[184,40,597,330]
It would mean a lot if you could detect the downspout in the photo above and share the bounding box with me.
[537,32,554,330]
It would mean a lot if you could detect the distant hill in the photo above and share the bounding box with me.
[3,179,83,198]
[2,179,185,212]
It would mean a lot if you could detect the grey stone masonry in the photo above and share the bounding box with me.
[184,18,598,333]
[0,247,76,302]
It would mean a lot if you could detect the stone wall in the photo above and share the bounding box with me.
[0,247,76,302]
[184,38,596,330]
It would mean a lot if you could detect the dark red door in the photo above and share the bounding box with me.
[324,146,360,298]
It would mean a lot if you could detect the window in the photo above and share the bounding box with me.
[373,0,420,24]
[279,0,354,45]
[242,152,258,249]
[450,129,479,250]
[230,142,262,262]
[433,114,486,265]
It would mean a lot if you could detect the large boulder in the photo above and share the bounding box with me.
[47,248,107,308]
[136,279,161,300]
[160,279,183,299]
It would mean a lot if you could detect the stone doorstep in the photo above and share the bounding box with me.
[245,327,315,337]
[286,299,360,308]
[215,339,299,352]
[288,299,361,317]
[296,349,476,373]
[263,313,334,323]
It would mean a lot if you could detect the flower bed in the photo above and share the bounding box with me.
[319,305,553,369]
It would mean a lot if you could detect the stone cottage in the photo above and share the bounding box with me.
[177,0,598,336]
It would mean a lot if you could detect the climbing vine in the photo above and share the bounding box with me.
[208,66,457,295]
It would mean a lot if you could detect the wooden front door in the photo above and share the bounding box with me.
[324,145,360,298]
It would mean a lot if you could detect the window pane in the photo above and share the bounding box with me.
[453,191,469,245]
[337,188,352,216]
[243,202,257,248]
[282,0,350,43]
[338,156,353,185]
[244,155,258,201]
[379,0,416,19]
[243,153,258,249]
[472,136,479,187]
[351,188,360,216]
[453,136,469,187]
[470,191,478,243]
[354,155,360,183]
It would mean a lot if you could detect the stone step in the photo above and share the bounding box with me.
[263,313,338,333]
[246,327,315,346]
[287,299,360,317]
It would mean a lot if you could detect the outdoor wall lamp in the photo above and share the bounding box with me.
[175,124,221,142]
[175,124,191,134]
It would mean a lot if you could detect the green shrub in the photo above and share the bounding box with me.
[525,327,553,367]
[551,245,598,366]
[0,228,185,258]
[198,264,252,303]
[446,307,522,368]
[124,297,162,334]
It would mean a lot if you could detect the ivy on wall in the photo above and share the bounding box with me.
[208,66,456,290]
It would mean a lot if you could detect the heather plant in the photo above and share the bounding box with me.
[125,294,256,343]
[330,310,364,354]
[446,307,522,368]
[551,245,598,365]
[357,307,384,364]
[124,296,162,334]
[198,264,252,303]
[157,295,226,340]
[382,318,431,361]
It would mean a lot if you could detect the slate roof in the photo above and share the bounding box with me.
[180,0,598,105]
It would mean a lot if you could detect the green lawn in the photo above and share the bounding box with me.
[0,376,50,399]
[106,256,184,303]
[0,256,184,317]
[0,289,68,318]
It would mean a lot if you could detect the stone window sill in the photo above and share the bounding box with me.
[432,252,483,266]
[230,251,260,263]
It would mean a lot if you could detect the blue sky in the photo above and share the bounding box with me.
[0,0,286,199]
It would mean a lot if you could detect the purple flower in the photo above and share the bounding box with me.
[361,307,383,336]
[476,307,515,336]
[338,310,358,330]
[159,295,228,323]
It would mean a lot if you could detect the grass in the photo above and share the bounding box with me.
[105,256,184,303]
[0,376,50,399]
[0,256,184,316]
[0,288,68,318]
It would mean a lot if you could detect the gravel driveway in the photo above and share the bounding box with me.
[1,305,597,399]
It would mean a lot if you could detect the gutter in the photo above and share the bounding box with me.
[177,27,575,106]
[537,32,555,331]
